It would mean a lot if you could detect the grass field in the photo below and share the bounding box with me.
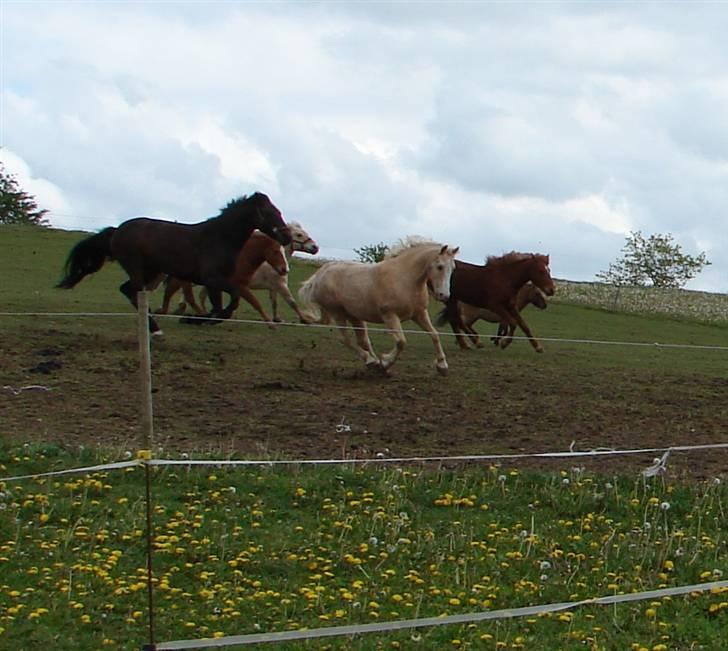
[1,224,727,650]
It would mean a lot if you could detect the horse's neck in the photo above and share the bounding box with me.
[507,261,536,292]
[389,247,435,287]
[515,285,532,310]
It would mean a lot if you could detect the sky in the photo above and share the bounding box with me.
[2,1,727,292]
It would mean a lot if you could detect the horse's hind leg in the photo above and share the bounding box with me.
[412,309,448,375]
[349,318,380,368]
[120,279,162,334]
[379,313,406,371]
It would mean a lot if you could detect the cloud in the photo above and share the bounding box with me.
[2,1,726,292]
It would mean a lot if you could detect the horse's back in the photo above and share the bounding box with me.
[111,218,206,279]
[303,261,385,321]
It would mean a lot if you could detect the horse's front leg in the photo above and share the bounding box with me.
[505,310,543,353]
[412,309,448,375]
[379,313,406,371]
[240,287,275,329]
[156,276,179,315]
[278,284,313,324]
[182,282,206,316]
[269,290,281,322]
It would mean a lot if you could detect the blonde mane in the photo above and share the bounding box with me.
[386,235,440,258]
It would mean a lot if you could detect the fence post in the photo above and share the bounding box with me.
[137,291,154,450]
[137,291,157,650]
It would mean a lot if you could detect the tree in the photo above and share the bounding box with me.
[0,162,49,226]
[597,231,710,288]
[354,242,389,263]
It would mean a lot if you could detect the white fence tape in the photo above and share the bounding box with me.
[2,311,728,351]
[0,460,139,483]
[2,442,727,484]
[155,580,728,649]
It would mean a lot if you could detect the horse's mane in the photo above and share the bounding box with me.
[386,235,440,258]
[485,251,542,267]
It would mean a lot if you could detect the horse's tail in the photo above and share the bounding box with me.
[297,273,322,323]
[56,227,116,289]
[435,299,461,329]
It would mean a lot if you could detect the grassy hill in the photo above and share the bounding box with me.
[1,223,727,474]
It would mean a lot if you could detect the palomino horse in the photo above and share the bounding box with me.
[157,222,319,323]
[161,232,289,327]
[437,252,555,352]
[299,242,459,375]
[456,282,548,349]
[56,194,291,334]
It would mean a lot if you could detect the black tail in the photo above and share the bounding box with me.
[56,227,116,289]
[435,300,457,328]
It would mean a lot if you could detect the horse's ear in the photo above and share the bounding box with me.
[440,244,448,254]
[545,254,550,264]
[451,246,460,256]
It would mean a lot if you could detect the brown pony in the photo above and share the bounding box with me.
[161,232,288,327]
[437,252,555,352]
[456,282,548,350]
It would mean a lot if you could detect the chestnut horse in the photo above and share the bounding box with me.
[456,282,548,349]
[156,221,319,323]
[299,242,459,375]
[437,252,555,353]
[162,232,288,327]
[56,193,291,334]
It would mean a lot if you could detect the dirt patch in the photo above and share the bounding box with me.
[2,320,727,481]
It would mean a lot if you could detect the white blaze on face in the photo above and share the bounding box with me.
[429,250,455,302]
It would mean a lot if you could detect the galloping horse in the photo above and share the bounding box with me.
[57,193,291,334]
[437,252,555,352]
[160,232,289,327]
[456,282,548,349]
[157,221,319,323]
[299,242,459,375]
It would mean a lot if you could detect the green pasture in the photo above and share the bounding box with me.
[1,225,728,650]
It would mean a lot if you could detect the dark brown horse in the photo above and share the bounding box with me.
[56,193,291,334]
[456,282,548,349]
[437,252,555,352]
[160,231,289,327]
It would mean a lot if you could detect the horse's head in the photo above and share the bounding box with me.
[250,193,292,247]
[427,245,460,302]
[289,222,319,255]
[529,254,555,297]
[526,283,549,309]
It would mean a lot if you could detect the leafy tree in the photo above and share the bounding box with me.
[0,162,49,226]
[354,242,389,263]
[597,231,710,288]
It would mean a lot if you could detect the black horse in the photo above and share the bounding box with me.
[57,193,292,333]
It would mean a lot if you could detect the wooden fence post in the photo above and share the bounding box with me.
[137,291,157,650]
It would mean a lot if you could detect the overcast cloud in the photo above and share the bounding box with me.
[2,1,727,291]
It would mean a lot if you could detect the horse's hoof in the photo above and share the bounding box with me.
[475,342,485,349]
[535,346,544,353]
[273,317,283,323]
[151,329,164,337]
[436,364,449,376]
